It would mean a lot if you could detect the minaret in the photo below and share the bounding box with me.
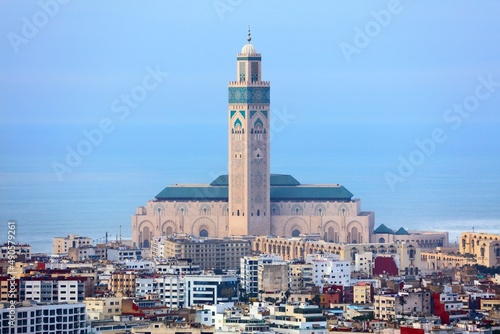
[228,29,271,236]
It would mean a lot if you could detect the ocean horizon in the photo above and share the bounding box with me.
[1,123,499,254]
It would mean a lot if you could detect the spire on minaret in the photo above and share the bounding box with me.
[247,26,251,43]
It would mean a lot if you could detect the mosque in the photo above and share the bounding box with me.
[131,31,376,248]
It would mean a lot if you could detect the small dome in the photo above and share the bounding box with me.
[241,28,257,54]
[241,43,257,54]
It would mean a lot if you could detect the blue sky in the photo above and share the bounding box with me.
[2,1,499,127]
[1,1,500,247]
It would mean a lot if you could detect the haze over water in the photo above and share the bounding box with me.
[1,2,499,252]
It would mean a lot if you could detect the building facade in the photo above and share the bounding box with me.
[52,235,92,255]
[240,254,283,298]
[459,232,500,267]
[131,32,374,248]
[371,224,449,248]
[151,235,250,270]
[0,301,89,334]
[184,274,238,307]
[253,235,424,277]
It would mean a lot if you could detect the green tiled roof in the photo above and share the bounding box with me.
[156,174,352,201]
[373,224,394,234]
[395,227,410,235]
[156,186,228,201]
[270,186,352,201]
[210,174,300,186]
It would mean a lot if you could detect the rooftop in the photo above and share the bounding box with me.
[156,174,353,201]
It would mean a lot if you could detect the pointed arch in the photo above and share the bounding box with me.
[347,221,363,244]
[234,118,242,128]
[192,217,217,237]
[138,220,155,248]
[284,217,309,237]
[161,220,177,236]
[323,220,340,243]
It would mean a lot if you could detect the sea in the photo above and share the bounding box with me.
[1,123,499,254]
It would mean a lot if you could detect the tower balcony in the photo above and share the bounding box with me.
[228,80,270,87]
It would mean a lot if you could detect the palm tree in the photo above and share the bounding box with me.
[399,296,407,316]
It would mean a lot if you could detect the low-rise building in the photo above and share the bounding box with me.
[84,296,122,320]
[459,232,500,268]
[0,242,31,261]
[53,234,92,255]
[155,259,201,275]
[267,303,327,334]
[353,282,373,304]
[107,247,143,262]
[374,290,432,320]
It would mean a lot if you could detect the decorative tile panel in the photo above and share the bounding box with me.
[228,87,270,104]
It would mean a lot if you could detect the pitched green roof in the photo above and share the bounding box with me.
[210,174,300,186]
[270,185,353,201]
[395,227,410,235]
[373,224,394,234]
[156,174,352,201]
[156,186,227,201]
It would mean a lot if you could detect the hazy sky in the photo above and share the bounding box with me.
[1,1,500,241]
[2,1,500,125]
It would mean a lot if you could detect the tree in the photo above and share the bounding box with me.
[399,296,407,316]
[312,294,321,306]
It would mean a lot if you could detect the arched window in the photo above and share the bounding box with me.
[379,237,385,243]
[327,227,336,243]
[351,227,359,244]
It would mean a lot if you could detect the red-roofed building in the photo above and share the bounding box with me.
[373,256,398,276]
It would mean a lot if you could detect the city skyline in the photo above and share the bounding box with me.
[1,1,499,251]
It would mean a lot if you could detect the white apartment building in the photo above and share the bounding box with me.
[125,260,155,273]
[240,254,283,298]
[0,301,89,334]
[135,275,185,308]
[184,274,238,307]
[155,259,201,275]
[354,252,373,274]
[107,248,143,262]
[306,254,350,287]
[20,278,87,303]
